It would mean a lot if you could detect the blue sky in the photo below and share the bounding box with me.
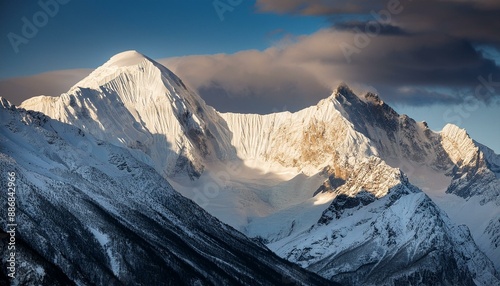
[0,0,499,152]
[0,0,324,78]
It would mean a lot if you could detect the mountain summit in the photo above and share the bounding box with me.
[22,50,236,179]
[105,50,150,67]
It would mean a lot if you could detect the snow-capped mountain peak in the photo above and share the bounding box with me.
[21,50,236,178]
[105,50,150,67]
[440,123,478,165]
[69,49,185,96]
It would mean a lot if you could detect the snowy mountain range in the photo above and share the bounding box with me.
[0,98,331,285]
[2,50,500,285]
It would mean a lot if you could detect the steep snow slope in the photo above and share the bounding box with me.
[441,124,500,204]
[476,141,500,176]
[317,86,500,269]
[220,95,377,176]
[325,86,500,207]
[22,51,236,179]
[245,156,403,244]
[202,95,379,231]
[167,88,382,232]
[0,98,334,285]
[271,179,498,285]
[332,88,453,172]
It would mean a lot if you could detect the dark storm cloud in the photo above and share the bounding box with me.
[159,0,500,112]
[334,22,410,36]
[256,0,500,41]
[344,35,500,87]
[160,26,500,113]
[256,0,500,47]
[374,85,464,106]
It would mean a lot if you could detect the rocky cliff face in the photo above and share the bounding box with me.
[441,124,500,205]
